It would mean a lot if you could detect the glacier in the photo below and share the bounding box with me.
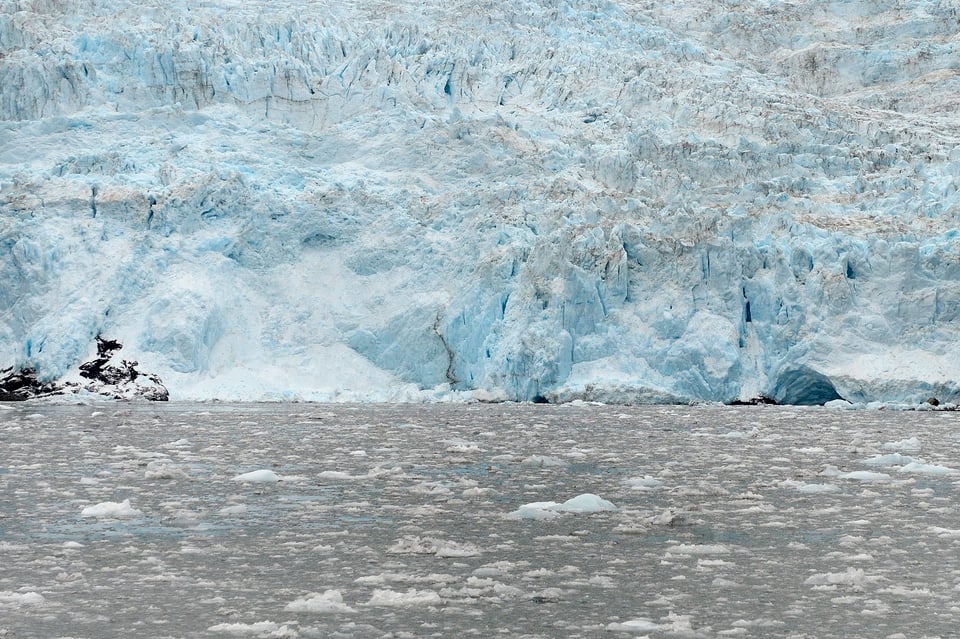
[1,0,959,405]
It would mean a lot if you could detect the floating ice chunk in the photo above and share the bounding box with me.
[80,499,142,519]
[317,470,354,480]
[462,486,497,498]
[232,469,280,483]
[882,437,921,452]
[219,504,248,515]
[0,591,45,606]
[720,431,747,439]
[145,461,190,480]
[62,541,84,549]
[837,471,891,482]
[898,461,957,475]
[553,493,618,513]
[879,585,933,598]
[505,503,562,520]
[507,500,560,519]
[607,618,660,632]
[387,536,481,558]
[624,475,663,491]
[285,590,356,614]
[529,587,563,603]
[409,481,453,495]
[366,588,442,607]
[824,399,854,409]
[446,442,481,453]
[520,455,568,468]
[665,544,730,555]
[318,466,403,481]
[650,509,687,526]
[861,453,913,466]
[207,621,297,637]
[507,494,617,519]
[804,567,867,587]
[797,483,841,494]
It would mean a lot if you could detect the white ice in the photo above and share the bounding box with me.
[2,1,960,405]
[284,590,356,614]
[231,470,281,483]
[79,499,143,519]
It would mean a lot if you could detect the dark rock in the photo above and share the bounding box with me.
[1,337,168,402]
[0,367,62,401]
[927,397,940,407]
[729,396,778,406]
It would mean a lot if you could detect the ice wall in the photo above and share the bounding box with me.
[1,0,959,404]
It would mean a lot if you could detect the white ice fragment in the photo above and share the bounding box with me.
[861,453,913,466]
[207,621,297,637]
[505,501,561,520]
[650,509,686,526]
[797,483,840,494]
[219,504,248,515]
[665,544,730,555]
[145,460,190,480]
[409,481,453,495]
[823,399,854,409]
[506,494,616,519]
[624,475,664,491]
[804,567,866,587]
[80,499,143,519]
[285,590,356,614]
[446,442,481,453]
[882,437,921,452]
[318,466,402,481]
[607,618,661,632]
[0,591,45,606]
[837,471,891,482]
[232,469,280,483]
[387,536,481,558]
[898,461,957,475]
[366,588,442,607]
[520,455,568,468]
[529,587,563,602]
[462,486,497,498]
[553,493,618,513]
[317,470,354,480]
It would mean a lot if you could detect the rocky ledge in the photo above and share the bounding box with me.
[0,337,168,402]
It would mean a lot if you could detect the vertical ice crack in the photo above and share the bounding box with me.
[433,311,458,386]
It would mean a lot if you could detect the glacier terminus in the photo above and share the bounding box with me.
[1,0,959,405]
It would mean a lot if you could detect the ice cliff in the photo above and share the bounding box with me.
[2,0,959,404]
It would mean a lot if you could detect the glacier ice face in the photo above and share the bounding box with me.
[1,0,960,404]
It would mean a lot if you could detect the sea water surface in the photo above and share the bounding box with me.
[1,402,959,638]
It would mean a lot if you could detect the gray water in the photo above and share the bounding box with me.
[1,402,959,638]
